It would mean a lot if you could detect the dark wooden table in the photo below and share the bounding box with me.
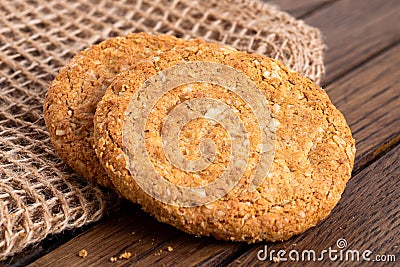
[4,0,400,266]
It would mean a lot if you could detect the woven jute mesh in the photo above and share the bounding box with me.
[0,0,325,260]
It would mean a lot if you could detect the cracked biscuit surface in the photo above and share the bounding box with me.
[43,33,213,187]
[94,40,356,242]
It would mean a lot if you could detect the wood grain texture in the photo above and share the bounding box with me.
[326,44,400,173]
[27,204,248,267]
[19,0,400,266]
[28,39,400,267]
[265,0,334,17]
[304,0,400,85]
[29,144,400,267]
[230,144,400,266]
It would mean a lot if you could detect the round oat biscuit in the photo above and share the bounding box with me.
[94,42,356,242]
[43,33,215,187]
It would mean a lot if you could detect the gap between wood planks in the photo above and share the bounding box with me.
[14,1,396,266]
[228,143,400,266]
[221,40,400,266]
[3,1,332,267]
[202,41,400,267]
[325,43,400,175]
[29,18,400,267]
[220,36,400,265]
[305,0,400,86]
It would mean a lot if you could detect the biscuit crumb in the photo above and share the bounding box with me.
[167,246,173,252]
[119,251,132,259]
[55,129,66,136]
[263,70,270,78]
[110,257,117,262]
[272,256,280,263]
[78,249,88,258]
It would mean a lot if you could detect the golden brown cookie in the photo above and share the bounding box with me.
[94,41,355,242]
[43,33,214,187]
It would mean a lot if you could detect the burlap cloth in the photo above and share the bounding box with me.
[0,0,325,260]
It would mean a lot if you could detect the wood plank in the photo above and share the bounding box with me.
[24,0,400,266]
[0,1,338,265]
[27,204,248,267]
[304,0,400,85]
[229,144,400,266]
[29,43,400,266]
[265,0,334,18]
[326,44,400,173]
[218,43,400,266]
